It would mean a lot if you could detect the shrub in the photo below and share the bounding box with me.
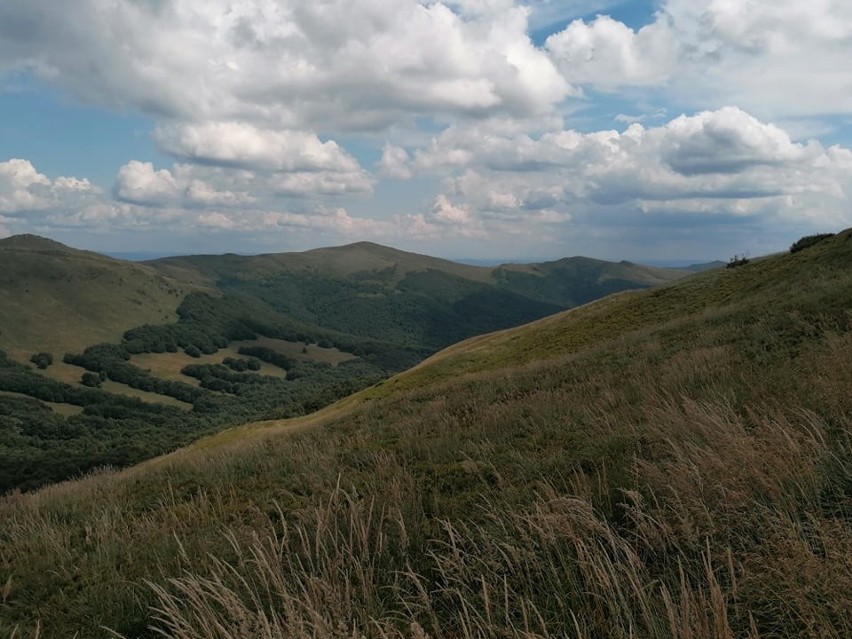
[184,345,202,358]
[222,357,248,372]
[727,254,749,268]
[80,372,102,388]
[790,233,834,253]
[29,352,53,369]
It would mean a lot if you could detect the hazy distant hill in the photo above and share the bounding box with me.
[0,236,690,362]
[493,256,686,306]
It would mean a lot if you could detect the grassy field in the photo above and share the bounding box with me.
[99,381,193,411]
[237,336,357,365]
[131,337,356,385]
[13,358,194,410]
[24,359,89,385]
[1,232,850,638]
[0,235,191,355]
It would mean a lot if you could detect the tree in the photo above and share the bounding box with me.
[29,352,54,370]
[81,372,102,388]
[790,233,834,253]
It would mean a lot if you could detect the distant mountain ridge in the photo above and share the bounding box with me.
[143,240,692,356]
[0,233,694,494]
[0,234,693,360]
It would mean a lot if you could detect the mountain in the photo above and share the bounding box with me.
[145,241,689,354]
[1,236,688,363]
[0,235,692,494]
[1,230,848,638]
[0,234,192,358]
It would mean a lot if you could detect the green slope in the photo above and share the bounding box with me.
[148,241,689,352]
[0,236,690,495]
[1,231,849,638]
[0,235,190,358]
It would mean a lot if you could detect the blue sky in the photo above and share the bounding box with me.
[1,0,851,262]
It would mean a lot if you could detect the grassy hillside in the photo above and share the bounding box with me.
[1,231,849,638]
[150,241,496,286]
[0,235,190,358]
[493,255,685,306]
[0,236,690,494]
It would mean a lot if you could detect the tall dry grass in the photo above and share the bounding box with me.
[137,380,852,639]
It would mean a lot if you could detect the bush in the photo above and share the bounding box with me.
[80,372,102,388]
[185,345,202,358]
[727,254,749,268]
[222,357,248,372]
[790,233,834,253]
[29,352,53,370]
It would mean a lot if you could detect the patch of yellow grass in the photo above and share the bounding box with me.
[131,337,356,386]
[99,380,193,410]
[27,359,87,385]
[6,357,192,410]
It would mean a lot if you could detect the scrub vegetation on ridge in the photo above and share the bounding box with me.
[1,230,850,638]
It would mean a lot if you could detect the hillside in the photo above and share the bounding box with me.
[0,235,190,357]
[0,236,688,365]
[0,236,691,493]
[149,241,496,286]
[148,242,689,350]
[1,231,849,638]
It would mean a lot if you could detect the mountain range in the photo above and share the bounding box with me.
[0,234,691,493]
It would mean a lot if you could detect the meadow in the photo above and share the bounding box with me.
[1,232,849,638]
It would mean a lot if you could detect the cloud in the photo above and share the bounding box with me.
[660,108,814,176]
[0,0,570,132]
[432,194,473,224]
[0,159,50,212]
[114,161,180,206]
[545,0,852,119]
[398,108,852,249]
[0,157,389,239]
[545,15,677,89]
[2,1,851,259]
[184,180,257,208]
[269,171,374,197]
[153,122,361,173]
[0,158,98,213]
[194,206,392,238]
[378,145,413,180]
[114,158,372,209]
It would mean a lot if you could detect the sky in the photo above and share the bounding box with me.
[1,0,851,262]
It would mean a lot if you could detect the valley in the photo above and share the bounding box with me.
[0,235,687,493]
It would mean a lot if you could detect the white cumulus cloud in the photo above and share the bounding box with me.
[153,122,361,173]
[0,158,99,214]
[0,0,571,131]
